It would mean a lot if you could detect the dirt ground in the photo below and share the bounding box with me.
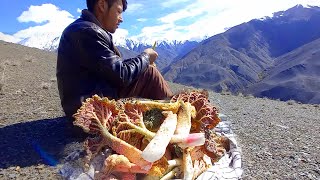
[0,40,319,179]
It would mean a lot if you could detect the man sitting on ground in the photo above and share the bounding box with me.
[56,0,172,119]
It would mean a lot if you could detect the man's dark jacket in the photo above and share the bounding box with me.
[57,10,150,118]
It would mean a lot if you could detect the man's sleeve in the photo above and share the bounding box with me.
[76,26,150,88]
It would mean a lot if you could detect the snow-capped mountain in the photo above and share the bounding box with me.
[18,32,61,51]
[116,38,199,70]
[272,4,320,21]
[112,37,195,53]
[16,32,199,71]
[17,31,195,53]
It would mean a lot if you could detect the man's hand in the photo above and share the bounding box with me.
[144,48,158,65]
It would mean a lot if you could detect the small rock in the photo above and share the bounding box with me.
[300,158,311,163]
[8,174,16,179]
[15,166,20,171]
[36,164,45,169]
[299,172,307,176]
[265,152,273,157]
[289,155,295,159]
[264,172,272,176]
[313,169,320,175]
[307,174,316,179]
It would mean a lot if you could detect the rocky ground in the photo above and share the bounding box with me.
[0,40,319,179]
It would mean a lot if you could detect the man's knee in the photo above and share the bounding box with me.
[145,65,161,77]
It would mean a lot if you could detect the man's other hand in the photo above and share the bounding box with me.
[144,48,158,64]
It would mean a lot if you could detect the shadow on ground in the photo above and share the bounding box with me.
[0,117,88,168]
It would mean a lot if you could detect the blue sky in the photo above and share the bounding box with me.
[0,0,320,45]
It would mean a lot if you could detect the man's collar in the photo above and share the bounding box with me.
[81,9,112,37]
[81,9,102,26]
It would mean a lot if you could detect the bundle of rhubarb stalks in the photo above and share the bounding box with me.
[73,90,230,180]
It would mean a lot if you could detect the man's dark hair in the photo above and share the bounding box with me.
[86,0,127,12]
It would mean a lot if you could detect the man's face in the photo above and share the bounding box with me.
[102,0,123,33]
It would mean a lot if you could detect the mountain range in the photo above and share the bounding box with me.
[117,40,199,70]
[246,38,320,104]
[163,4,320,104]
[14,4,320,104]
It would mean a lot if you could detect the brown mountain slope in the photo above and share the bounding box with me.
[246,38,320,104]
[163,32,269,93]
[0,40,319,179]
[164,5,320,98]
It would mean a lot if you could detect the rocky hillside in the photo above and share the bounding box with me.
[0,40,320,179]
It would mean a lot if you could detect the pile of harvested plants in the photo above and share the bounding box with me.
[73,90,230,179]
